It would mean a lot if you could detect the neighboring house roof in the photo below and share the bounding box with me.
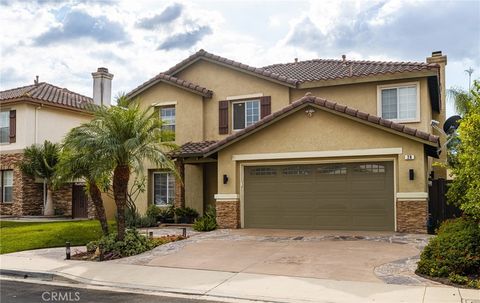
[171,140,218,158]
[203,95,439,157]
[0,82,93,111]
[127,73,213,99]
[262,59,439,83]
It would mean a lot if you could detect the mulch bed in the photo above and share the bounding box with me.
[71,235,186,261]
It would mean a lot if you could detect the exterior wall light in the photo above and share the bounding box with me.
[305,108,316,117]
[223,174,229,184]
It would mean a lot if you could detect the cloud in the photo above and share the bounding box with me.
[34,10,127,45]
[158,25,212,50]
[137,3,183,29]
[285,0,480,63]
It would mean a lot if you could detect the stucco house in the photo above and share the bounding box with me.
[0,68,114,218]
[126,50,447,233]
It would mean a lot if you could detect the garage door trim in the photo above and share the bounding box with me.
[239,157,397,230]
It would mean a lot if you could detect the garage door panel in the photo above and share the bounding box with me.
[244,162,394,231]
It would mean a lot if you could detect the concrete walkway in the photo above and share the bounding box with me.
[1,251,478,303]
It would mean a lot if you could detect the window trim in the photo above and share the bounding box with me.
[0,110,10,145]
[1,170,13,203]
[152,171,175,207]
[377,81,420,123]
[231,99,261,131]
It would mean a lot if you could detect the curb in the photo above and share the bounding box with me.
[0,269,78,284]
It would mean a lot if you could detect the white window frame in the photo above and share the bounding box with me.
[232,99,261,131]
[1,170,13,203]
[377,82,420,123]
[152,172,175,207]
[0,111,10,145]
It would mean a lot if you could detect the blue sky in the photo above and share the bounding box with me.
[1,0,479,115]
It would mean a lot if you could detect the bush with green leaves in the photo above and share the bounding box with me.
[125,207,157,228]
[416,218,480,287]
[158,205,175,223]
[175,207,199,223]
[193,206,217,231]
[86,229,155,258]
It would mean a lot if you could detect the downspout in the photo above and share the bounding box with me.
[35,105,46,211]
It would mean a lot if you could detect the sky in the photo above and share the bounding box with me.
[1,0,479,115]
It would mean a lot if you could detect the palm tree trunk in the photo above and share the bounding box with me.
[88,181,109,236]
[44,185,55,216]
[113,165,130,241]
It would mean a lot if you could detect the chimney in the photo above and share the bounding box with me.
[294,58,298,63]
[92,67,113,106]
[34,75,39,86]
[342,54,346,62]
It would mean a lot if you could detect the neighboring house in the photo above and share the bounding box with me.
[127,50,447,233]
[0,68,114,218]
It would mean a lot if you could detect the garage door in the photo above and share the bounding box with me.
[244,162,394,231]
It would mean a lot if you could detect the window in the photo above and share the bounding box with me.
[233,100,260,130]
[317,165,347,175]
[153,172,175,206]
[0,111,9,144]
[1,170,13,203]
[378,83,419,122]
[250,167,277,176]
[160,107,175,140]
[282,166,311,176]
[354,164,386,174]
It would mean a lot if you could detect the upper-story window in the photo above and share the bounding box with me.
[378,82,419,122]
[0,111,9,144]
[160,106,175,140]
[232,99,260,130]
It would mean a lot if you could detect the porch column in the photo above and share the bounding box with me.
[175,159,185,208]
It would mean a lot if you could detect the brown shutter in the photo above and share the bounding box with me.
[219,100,229,134]
[9,110,16,143]
[260,96,271,119]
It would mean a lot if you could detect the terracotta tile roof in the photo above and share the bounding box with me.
[128,73,213,99]
[164,49,299,87]
[171,140,218,157]
[203,95,439,156]
[0,82,92,111]
[262,59,439,82]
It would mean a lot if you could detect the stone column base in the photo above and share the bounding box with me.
[396,199,428,233]
[216,200,240,229]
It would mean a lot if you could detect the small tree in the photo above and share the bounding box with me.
[20,140,60,216]
[447,81,480,221]
[64,96,177,240]
[55,146,111,235]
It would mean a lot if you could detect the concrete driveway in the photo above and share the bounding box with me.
[121,229,431,284]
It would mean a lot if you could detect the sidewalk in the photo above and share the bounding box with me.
[1,252,478,303]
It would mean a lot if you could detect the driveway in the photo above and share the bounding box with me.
[116,229,434,285]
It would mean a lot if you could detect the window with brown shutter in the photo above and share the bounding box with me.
[9,110,16,143]
[219,100,229,134]
[260,96,271,118]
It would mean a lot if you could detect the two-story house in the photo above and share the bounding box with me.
[0,68,115,218]
[127,50,447,233]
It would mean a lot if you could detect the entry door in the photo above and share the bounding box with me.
[244,162,394,231]
[72,185,88,218]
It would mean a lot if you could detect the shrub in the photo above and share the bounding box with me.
[175,207,199,223]
[125,207,157,228]
[86,229,155,257]
[146,204,161,219]
[158,205,175,223]
[417,218,480,283]
[448,273,469,285]
[193,206,217,231]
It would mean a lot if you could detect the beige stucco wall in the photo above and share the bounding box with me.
[0,103,91,152]
[134,82,204,145]
[217,107,429,197]
[185,164,203,215]
[291,78,433,132]
[175,60,291,140]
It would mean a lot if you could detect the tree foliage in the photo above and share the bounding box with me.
[20,140,60,184]
[447,81,480,220]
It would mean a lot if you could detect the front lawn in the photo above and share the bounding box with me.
[0,220,115,254]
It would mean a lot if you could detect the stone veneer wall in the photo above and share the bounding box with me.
[0,152,78,217]
[216,200,240,229]
[396,200,428,233]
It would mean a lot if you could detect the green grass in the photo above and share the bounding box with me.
[0,220,115,254]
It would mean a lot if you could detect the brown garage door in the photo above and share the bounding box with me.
[244,162,394,231]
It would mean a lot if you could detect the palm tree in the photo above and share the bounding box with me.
[20,140,60,216]
[64,96,176,240]
[448,87,472,116]
[55,146,111,235]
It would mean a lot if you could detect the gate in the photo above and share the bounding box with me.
[428,179,462,233]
